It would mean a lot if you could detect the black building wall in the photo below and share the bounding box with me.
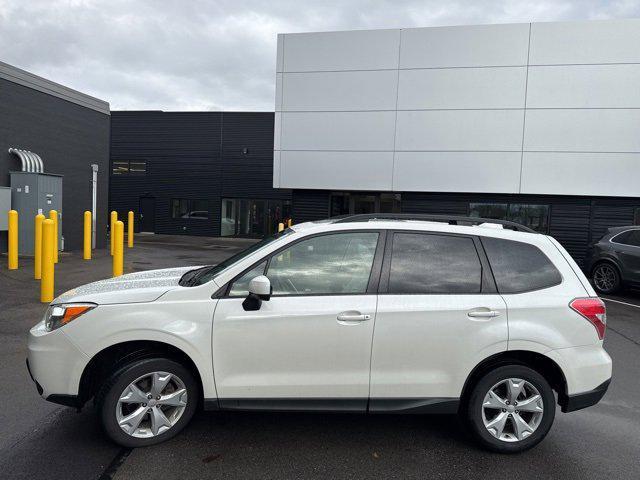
[109,111,290,237]
[0,77,110,252]
[292,190,640,267]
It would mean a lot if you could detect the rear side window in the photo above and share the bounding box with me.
[388,233,482,294]
[482,237,562,293]
[612,229,640,247]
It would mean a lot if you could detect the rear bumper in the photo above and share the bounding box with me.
[561,378,611,413]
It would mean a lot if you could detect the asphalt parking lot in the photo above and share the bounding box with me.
[1,235,639,479]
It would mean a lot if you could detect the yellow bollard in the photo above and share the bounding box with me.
[278,222,284,232]
[8,210,18,270]
[49,210,58,264]
[288,218,292,227]
[41,219,55,303]
[110,211,118,256]
[83,211,92,260]
[127,211,134,248]
[34,214,45,279]
[113,220,124,277]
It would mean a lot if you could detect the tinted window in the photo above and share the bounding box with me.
[266,232,378,295]
[613,229,640,247]
[482,237,562,293]
[388,233,482,294]
[469,203,549,233]
[229,261,267,297]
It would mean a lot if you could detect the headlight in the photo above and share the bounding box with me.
[44,303,96,331]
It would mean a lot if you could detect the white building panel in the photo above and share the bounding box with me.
[280,111,396,151]
[275,73,283,111]
[280,151,393,190]
[282,70,398,111]
[398,67,526,110]
[530,19,640,65]
[273,150,281,188]
[276,34,285,72]
[396,110,524,152]
[274,112,281,151]
[399,23,530,68]
[527,64,640,109]
[282,29,400,72]
[521,152,640,197]
[393,152,521,193]
[524,109,640,153]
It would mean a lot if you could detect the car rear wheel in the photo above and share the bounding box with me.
[97,358,198,447]
[464,365,555,453]
[592,263,621,294]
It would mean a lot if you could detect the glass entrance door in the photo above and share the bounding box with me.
[221,198,291,237]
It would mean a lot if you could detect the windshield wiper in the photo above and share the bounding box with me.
[179,266,211,287]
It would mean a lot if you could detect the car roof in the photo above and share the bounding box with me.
[290,218,540,242]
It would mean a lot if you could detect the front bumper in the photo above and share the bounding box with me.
[562,378,611,413]
[27,320,89,402]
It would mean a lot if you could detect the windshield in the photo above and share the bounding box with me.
[180,228,294,287]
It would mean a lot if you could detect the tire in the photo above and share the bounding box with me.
[592,262,621,294]
[97,358,199,448]
[464,365,556,453]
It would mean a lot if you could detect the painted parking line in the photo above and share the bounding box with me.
[602,297,640,309]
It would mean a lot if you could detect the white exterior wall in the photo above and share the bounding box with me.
[274,19,640,197]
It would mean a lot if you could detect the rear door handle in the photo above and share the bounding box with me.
[337,311,371,323]
[467,309,501,319]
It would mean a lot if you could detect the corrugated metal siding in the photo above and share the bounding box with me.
[291,190,640,267]
[0,77,110,252]
[109,111,291,237]
[292,190,330,223]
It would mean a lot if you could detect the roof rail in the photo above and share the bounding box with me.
[331,213,537,233]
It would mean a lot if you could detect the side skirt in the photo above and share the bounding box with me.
[203,397,460,414]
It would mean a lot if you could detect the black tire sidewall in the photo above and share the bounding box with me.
[98,358,199,448]
[466,365,556,453]
[593,263,621,294]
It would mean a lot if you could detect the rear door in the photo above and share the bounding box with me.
[613,229,640,284]
[370,231,507,411]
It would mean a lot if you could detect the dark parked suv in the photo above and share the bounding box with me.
[586,226,640,294]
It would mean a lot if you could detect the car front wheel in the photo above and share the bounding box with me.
[97,358,198,447]
[465,365,555,453]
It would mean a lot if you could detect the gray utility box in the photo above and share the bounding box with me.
[0,187,10,231]
[10,172,63,256]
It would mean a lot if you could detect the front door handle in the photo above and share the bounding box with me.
[337,311,371,323]
[467,309,501,319]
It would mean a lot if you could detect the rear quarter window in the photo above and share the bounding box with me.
[481,237,562,293]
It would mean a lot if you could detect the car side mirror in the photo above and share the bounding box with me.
[242,275,272,311]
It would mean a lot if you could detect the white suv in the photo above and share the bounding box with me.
[27,214,612,453]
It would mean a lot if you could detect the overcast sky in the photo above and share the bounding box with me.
[1,0,639,111]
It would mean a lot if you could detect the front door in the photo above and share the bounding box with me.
[212,230,383,410]
[138,197,155,233]
[370,231,508,410]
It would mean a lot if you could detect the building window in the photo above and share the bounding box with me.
[221,198,291,237]
[469,203,550,233]
[171,199,209,219]
[112,160,147,175]
[329,192,401,217]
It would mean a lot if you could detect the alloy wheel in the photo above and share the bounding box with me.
[115,371,188,438]
[593,264,617,292]
[481,378,544,442]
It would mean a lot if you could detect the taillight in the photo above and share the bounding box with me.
[569,297,606,340]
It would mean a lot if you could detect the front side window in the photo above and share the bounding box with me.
[266,232,379,295]
[482,237,562,293]
[229,261,267,297]
[388,233,482,294]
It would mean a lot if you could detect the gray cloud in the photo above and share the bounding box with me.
[1,0,638,110]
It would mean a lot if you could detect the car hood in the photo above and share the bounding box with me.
[53,266,201,305]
